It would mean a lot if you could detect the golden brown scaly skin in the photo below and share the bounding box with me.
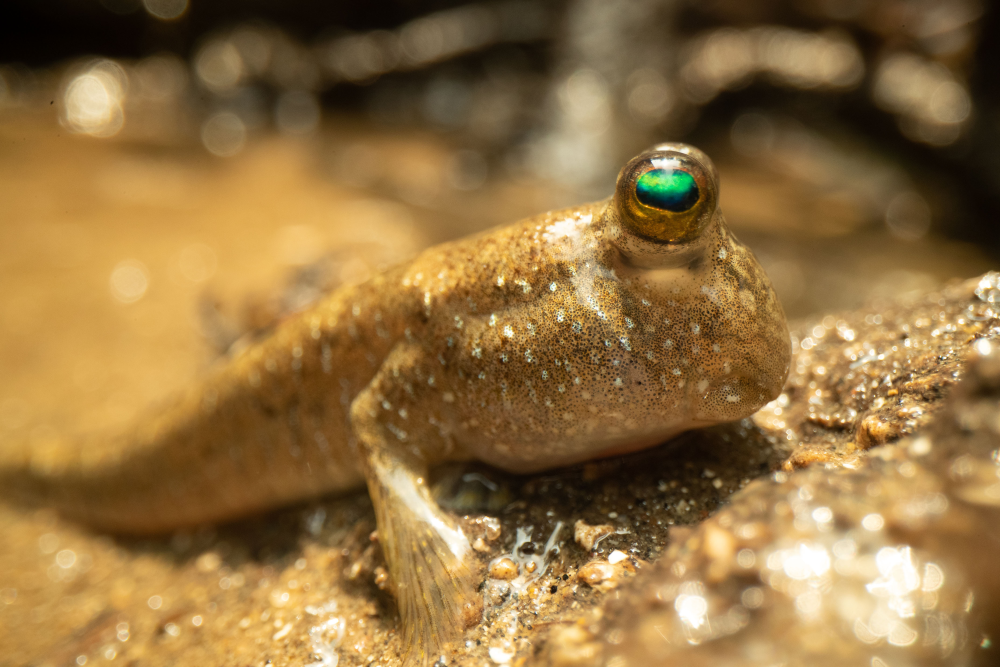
[0,144,790,666]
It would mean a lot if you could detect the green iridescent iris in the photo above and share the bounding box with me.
[635,169,699,213]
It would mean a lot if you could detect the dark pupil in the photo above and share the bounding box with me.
[635,169,699,213]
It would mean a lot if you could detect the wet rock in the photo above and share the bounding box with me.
[574,520,616,551]
[547,624,604,667]
[756,274,1000,463]
[577,561,618,589]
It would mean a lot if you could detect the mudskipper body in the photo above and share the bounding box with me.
[0,143,791,665]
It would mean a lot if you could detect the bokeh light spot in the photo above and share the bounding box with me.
[109,259,150,304]
[201,112,247,157]
[55,549,77,569]
[675,593,708,630]
[143,0,188,21]
[195,40,244,93]
[62,60,127,137]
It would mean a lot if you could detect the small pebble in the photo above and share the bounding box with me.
[373,566,388,589]
[577,560,616,587]
[574,520,615,551]
[483,518,502,541]
[489,557,519,581]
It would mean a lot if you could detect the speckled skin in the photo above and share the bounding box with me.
[0,144,789,665]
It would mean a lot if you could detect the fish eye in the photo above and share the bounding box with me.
[635,167,699,212]
[612,146,718,245]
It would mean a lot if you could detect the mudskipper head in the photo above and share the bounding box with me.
[601,143,790,425]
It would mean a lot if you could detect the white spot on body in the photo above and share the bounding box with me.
[542,214,592,243]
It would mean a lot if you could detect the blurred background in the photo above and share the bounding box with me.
[1,0,999,434]
[5,0,1000,306]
